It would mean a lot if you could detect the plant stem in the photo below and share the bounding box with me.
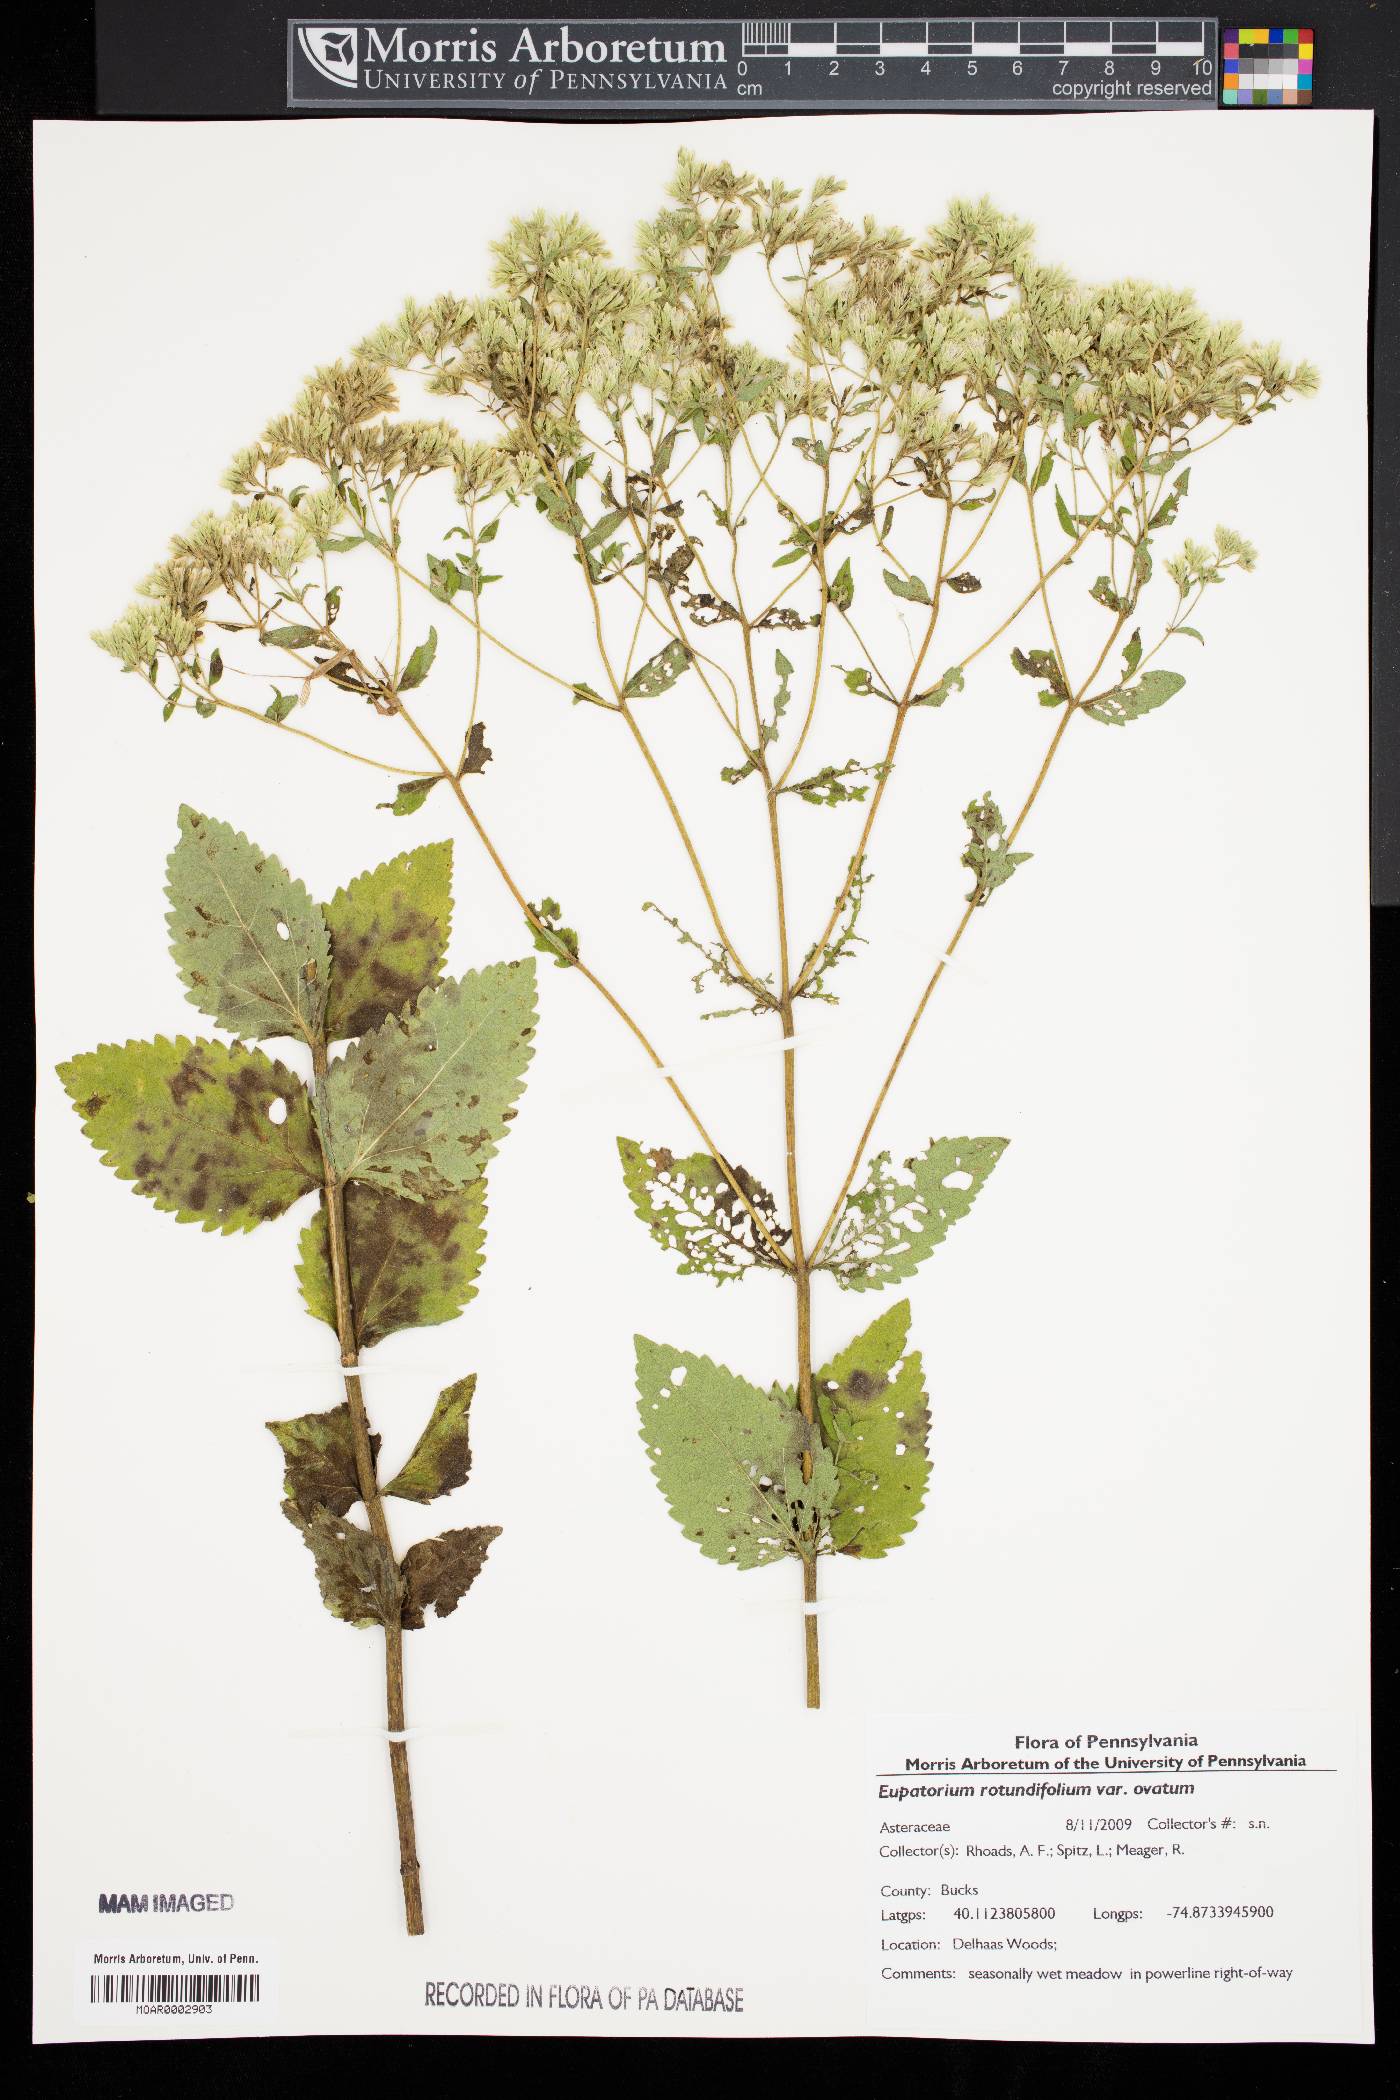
[311,1035,424,1937]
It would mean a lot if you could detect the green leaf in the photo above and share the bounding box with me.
[400,1526,500,1627]
[618,1139,787,1282]
[623,639,691,699]
[828,556,855,611]
[426,553,462,602]
[378,776,439,817]
[634,1338,819,1568]
[323,842,452,1040]
[912,665,965,709]
[1082,669,1186,727]
[264,690,298,724]
[1054,486,1077,538]
[1122,628,1143,678]
[1010,646,1069,705]
[961,793,1032,905]
[297,1178,488,1350]
[384,1375,476,1503]
[57,1036,319,1234]
[945,572,981,594]
[883,569,930,605]
[287,1507,400,1628]
[166,807,331,1042]
[814,1301,930,1558]
[267,1403,375,1523]
[821,1137,1009,1291]
[1033,454,1054,492]
[261,623,321,650]
[316,962,537,1201]
[397,627,438,691]
[528,898,579,970]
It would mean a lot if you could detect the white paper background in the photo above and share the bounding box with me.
[33,111,1372,2042]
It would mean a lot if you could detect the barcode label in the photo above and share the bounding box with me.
[89,1970,260,2006]
[77,1940,275,2023]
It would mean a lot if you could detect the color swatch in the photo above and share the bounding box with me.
[1224,28,1314,106]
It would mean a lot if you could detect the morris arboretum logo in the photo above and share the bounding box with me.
[297,25,359,87]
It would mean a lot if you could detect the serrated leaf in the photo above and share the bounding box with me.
[384,1376,476,1504]
[623,639,691,699]
[1082,669,1186,727]
[57,1036,319,1234]
[635,1338,817,1568]
[814,1301,929,1557]
[618,1139,787,1282]
[883,569,930,604]
[267,1403,376,1522]
[821,1136,1009,1291]
[316,963,537,1200]
[296,1178,488,1350]
[287,1507,401,1628]
[323,842,452,1039]
[400,1525,500,1627]
[397,627,438,691]
[166,807,330,1042]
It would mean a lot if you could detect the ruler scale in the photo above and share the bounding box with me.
[287,18,1222,112]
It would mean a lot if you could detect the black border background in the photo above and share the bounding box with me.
[14,3,1395,2088]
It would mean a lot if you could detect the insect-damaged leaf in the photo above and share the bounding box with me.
[618,1139,788,1282]
[57,1036,320,1234]
[623,639,691,699]
[316,962,537,1201]
[166,807,330,1042]
[820,1137,1009,1291]
[297,1180,488,1350]
[267,1402,376,1522]
[814,1300,930,1558]
[322,841,453,1039]
[1081,668,1186,727]
[384,1375,476,1504]
[634,1339,820,1568]
[288,1507,401,1628]
[400,1525,501,1627]
[961,793,1032,906]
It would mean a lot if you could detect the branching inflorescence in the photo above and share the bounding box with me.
[90,153,1315,1714]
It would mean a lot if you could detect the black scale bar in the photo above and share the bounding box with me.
[742,20,1210,59]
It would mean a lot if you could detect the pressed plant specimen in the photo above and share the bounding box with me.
[90,154,1315,1709]
[58,809,537,1932]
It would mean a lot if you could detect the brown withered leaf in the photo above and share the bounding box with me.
[384,1376,476,1504]
[267,1402,378,1522]
[289,1506,401,1628]
[400,1525,500,1628]
[322,842,453,1040]
[297,1179,488,1349]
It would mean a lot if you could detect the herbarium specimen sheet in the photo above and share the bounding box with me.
[34,112,1372,2043]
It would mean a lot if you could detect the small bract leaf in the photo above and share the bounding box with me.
[57,1036,319,1234]
[814,1301,930,1558]
[385,1375,477,1504]
[400,1525,501,1627]
[634,1338,815,1568]
[822,1137,1009,1291]
[316,962,537,1201]
[267,1403,376,1522]
[166,807,330,1042]
[297,1180,488,1350]
[618,1139,787,1281]
[323,841,453,1039]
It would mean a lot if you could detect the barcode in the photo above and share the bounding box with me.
[88,1971,261,2005]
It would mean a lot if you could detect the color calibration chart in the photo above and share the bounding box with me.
[1224,28,1313,105]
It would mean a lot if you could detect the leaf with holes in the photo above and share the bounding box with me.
[267,1403,377,1522]
[385,1376,477,1504]
[400,1525,501,1626]
[813,1301,929,1557]
[623,639,691,698]
[618,1138,788,1281]
[316,962,537,1200]
[635,1338,817,1568]
[296,1179,488,1350]
[323,842,453,1039]
[1082,669,1186,727]
[287,1507,402,1628]
[820,1136,1008,1291]
[57,1036,319,1234]
[165,807,330,1042]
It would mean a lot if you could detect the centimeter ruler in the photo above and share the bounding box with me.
[287,17,1223,111]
